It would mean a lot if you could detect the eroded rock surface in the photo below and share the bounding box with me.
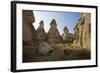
[36,20,47,42]
[74,13,91,49]
[22,10,39,62]
[47,19,63,43]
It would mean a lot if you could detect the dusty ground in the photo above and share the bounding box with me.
[23,43,91,63]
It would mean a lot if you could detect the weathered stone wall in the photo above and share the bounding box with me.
[74,13,91,49]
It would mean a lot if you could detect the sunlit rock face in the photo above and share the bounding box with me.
[74,13,91,49]
[47,19,63,43]
[36,20,47,42]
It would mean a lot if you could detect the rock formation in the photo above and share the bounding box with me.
[62,26,69,42]
[62,26,75,43]
[68,33,75,43]
[74,13,91,49]
[23,10,38,47]
[36,20,47,42]
[47,19,63,43]
[22,10,39,62]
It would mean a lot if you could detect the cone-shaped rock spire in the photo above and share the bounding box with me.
[36,20,47,42]
[47,19,63,43]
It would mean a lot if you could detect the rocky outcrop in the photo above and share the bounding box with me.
[62,26,69,42]
[22,10,39,62]
[74,13,91,49]
[23,10,38,47]
[68,33,75,43]
[62,26,75,43]
[36,20,47,42]
[47,19,63,43]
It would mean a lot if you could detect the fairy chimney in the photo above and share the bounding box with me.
[36,20,47,42]
[62,26,69,41]
[47,19,63,43]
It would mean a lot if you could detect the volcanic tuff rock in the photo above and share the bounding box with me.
[68,33,75,42]
[62,26,75,43]
[23,10,38,47]
[36,20,47,42]
[23,10,39,62]
[74,13,91,49]
[62,26,69,42]
[47,19,63,43]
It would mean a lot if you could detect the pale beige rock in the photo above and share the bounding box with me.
[36,20,47,42]
[62,26,69,41]
[74,13,91,49]
[47,19,63,43]
[62,26,75,43]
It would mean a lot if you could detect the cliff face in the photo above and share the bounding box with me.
[22,10,39,62]
[74,13,91,49]
[47,19,63,43]
[36,20,47,42]
[23,10,38,47]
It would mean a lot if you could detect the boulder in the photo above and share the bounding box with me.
[38,42,54,55]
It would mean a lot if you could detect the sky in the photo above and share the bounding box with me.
[33,11,80,34]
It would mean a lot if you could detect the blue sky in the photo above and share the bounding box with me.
[33,11,80,34]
